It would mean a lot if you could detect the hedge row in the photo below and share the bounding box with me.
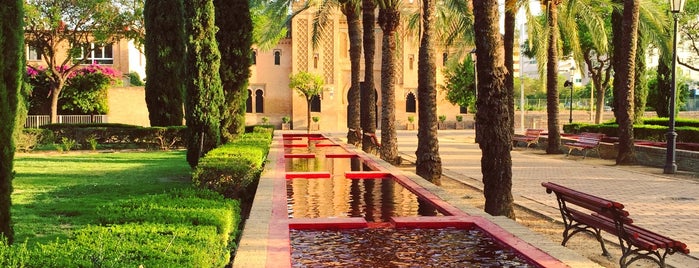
[0,188,240,267]
[564,123,699,143]
[192,126,273,200]
[33,123,187,150]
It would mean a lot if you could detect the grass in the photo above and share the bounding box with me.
[12,151,193,245]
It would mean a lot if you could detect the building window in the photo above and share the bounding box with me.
[406,92,416,113]
[442,52,448,66]
[27,45,41,61]
[313,53,319,69]
[246,90,253,113]
[76,43,114,64]
[255,89,264,113]
[252,50,257,65]
[274,50,281,65]
[408,54,414,70]
[460,105,468,114]
[310,94,321,112]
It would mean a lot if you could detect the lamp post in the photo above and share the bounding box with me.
[665,0,685,174]
[567,66,575,124]
[470,48,478,143]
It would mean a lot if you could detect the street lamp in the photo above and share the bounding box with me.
[564,66,575,124]
[665,0,685,174]
[470,48,478,143]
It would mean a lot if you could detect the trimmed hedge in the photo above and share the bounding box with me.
[192,126,273,200]
[0,188,240,267]
[38,123,187,150]
[564,122,699,143]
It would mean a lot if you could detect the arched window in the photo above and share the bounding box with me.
[252,50,257,65]
[406,92,416,113]
[310,94,321,112]
[460,105,468,114]
[442,52,448,66]
[274,50,281,65]
[246,89,253,113]
[255,89,264,113]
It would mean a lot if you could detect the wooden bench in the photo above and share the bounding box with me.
[512,128,543,148]
[564,132,605,158]
[542,182,689,268]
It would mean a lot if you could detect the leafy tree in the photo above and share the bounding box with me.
[24,0,138,123]
[442,57,476,113]
[215,0,253,142]
[415,0,442,185]
[144,0,186,126]
[0,0,24,244]
[184,0,225,167]
[473,0,515,219]
[289,72,324,133]
[377,0,400,164]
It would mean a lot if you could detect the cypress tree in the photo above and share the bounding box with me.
[144,0,186,126]
[215,0,252,142]
[0,0,24,244]
[184,0,225,167]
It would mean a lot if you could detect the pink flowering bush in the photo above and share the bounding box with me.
[26,64,121,115]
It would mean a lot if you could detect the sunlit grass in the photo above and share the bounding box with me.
[12,151,191,245]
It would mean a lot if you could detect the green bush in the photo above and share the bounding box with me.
[563,122,699,143]
[128,72,145,86]
[0,188,239,267]
[192,130,272,200]
[40,123,187,150]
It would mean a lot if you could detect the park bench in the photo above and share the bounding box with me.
[542,182,689,268]
[564,132,605,158]
[512,128,543,148]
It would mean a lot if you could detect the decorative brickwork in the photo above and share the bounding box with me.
[297,19,308,72]
[321,20,334,83]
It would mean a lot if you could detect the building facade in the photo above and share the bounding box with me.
[248,4,468,131]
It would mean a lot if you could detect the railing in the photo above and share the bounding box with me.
[25,115,107,128]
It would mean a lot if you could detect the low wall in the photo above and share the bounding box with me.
[108,86,150,127]
[535,136,699,173]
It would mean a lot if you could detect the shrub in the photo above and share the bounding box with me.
[438,115,447,122]
[16,128,53,152]
[61,137,77,151]
[192,130,272,200]
[281,115,291,124]
[128,72,145,86]
[456,115,463,122]
[312,116,320,123]
[408,116,415,123]
[40,123,187,150]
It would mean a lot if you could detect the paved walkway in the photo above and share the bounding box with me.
[379,129,699,267]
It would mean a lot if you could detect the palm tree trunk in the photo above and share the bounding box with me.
[545,2,561,154]
[615,0,640,165]
[379,8,400,164]
[344,3,362,146]
[416,0,442,185]
[361,0,378,154]
[473,0,515,219]
[504,0,516,134]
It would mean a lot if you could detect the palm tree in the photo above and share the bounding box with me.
[544,0,562,154]
[310,0,362,145]
[377,0,401,164]
[361,0,379,154]
[612,0,641,165]
[472,0,516,219]
[415,0,442,185]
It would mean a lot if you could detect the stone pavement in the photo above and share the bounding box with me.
[381,129,699,267]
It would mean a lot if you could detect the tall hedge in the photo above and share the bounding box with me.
[0,0,24,244]
[184,0,225,167]
[214,0,253,143]
[144,0,186,126]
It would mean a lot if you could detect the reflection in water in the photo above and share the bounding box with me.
[291,228,535,267]
[288,177,440,222]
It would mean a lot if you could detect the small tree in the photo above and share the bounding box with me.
[289,72,324,133]
[442,57,476,113]
[24,0,140,123]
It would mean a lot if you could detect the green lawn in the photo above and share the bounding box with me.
[5,151,239,267]
[13,151,191,244]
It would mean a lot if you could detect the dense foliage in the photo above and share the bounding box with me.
[192,127,273,201]
[144,0,186,126]
[184,0,225,167]
[0,0,24,244]
[26,65,120,115]
[31,123,186,151]
[215,0,253,142]
[442,57,476,113]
